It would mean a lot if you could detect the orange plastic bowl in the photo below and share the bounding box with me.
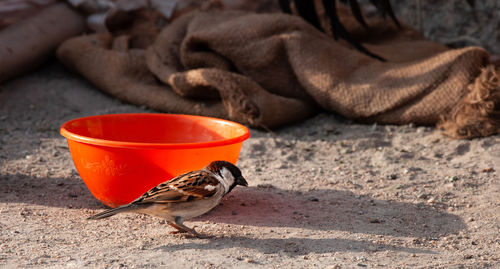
[60,113,250,208]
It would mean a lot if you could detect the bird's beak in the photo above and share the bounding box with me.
[237,176,248,187]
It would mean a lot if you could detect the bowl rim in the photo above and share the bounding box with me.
[60,113,250,149]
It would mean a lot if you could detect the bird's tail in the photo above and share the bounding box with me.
[88,204,138,220]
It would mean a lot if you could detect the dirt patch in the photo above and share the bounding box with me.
[1,61,499,267]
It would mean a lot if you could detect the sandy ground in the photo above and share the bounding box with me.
[0,61,499,268]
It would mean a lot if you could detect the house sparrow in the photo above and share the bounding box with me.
[88,160,248,238]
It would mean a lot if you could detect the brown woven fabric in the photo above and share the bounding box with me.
[57,6,500,138]
[0,3,85,83]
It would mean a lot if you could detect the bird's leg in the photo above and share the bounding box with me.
[168,222,188,234]
[168,217,206,238]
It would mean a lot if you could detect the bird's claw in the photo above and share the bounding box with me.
[169,225,206,238]
[170,230,207,239]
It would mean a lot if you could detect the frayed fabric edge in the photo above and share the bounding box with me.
[438,64,500,139]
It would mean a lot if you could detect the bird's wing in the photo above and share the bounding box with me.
[132,171,220,204]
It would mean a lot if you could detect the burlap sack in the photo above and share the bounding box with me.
[0,3,85,83]
[57,6,500,138]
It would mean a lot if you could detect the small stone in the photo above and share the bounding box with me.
[388,174,398,180]
[464,254,473,259]
[257,183,275,189]
[357,256,367,262]
[482,167,494,173]
[418,193,429,199]
[427,197,435,204]
[444,183,454,189]
[340,148,353,154]
[278,164,288,169]
[369,218,381,223]
[357,263,367,267]
[308,197,319,202]
[449,176,459,182]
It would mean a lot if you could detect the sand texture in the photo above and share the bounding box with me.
[1,62,499,268]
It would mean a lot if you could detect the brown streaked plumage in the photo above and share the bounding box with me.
[88,160,247,238]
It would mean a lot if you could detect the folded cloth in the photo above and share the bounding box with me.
[57,5,500,138]
[0,2,85,83]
